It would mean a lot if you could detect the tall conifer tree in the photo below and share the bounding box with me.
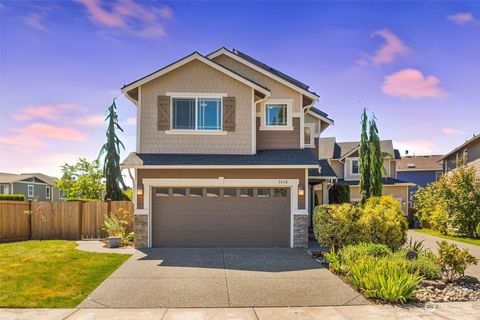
[359,108,371,203]
[368,115,383,197]
[99,98,127,200]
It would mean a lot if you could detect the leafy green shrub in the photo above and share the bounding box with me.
[314,196,408,250]
[339,243,391,267]
[359,196,408,250]
[313,204,362,248]
[102,208,129,238]
[349,257,421,303]
[407,256,442,280]
[0,194,25,201]
[437,240,478,282]
[122,231,134,246]
[329,184,351,204]
[66,198,100,202]
[324,246,342,274]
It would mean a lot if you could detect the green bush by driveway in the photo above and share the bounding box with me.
[0,240,130,308]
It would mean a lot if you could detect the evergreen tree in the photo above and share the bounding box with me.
[99,98,127,200]
[359,108,371,202]
[368,115,383,197]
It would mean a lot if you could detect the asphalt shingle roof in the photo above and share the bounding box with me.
[319,138,400,159]
[128,149,320,166]
[397,155,444,171]
[336,177,411,185]
[309,159,337,178]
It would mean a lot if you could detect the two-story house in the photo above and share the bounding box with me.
[396,155,443,201]
[312,137,413,215]
[121,48,334,249]
[440,134,480,178]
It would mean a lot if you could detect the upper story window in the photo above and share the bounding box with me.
[260,99,293,130]
[304,123,315,148]
[265,104,287,126]
[351,159,359,175]
[172,96,222,131]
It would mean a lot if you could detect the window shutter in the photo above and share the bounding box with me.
[157,95,170,131]
[223,96,235,132]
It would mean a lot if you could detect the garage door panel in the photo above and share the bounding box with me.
[152,187,290,247]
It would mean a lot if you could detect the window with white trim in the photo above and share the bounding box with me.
[265,104,287,126]
[0,185,8,194]
[172,97,222,131]
[46,186,51,199]
[304,123,315,147]
[350,159,359,175]
[27,185,34,198]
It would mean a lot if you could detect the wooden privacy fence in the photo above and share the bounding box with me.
[0,200,133,242]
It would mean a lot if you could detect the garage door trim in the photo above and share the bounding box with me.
[141,178,302,248]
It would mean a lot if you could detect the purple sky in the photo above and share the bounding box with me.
[1,1,479,178]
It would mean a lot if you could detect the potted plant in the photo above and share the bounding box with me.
[102,211,128,248]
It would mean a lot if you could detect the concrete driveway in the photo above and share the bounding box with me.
[79,248,368,308]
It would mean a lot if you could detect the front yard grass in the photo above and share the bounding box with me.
[0,240,131,308]
[413,228,480,246]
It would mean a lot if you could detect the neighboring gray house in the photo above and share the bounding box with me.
[0,172,61,201]
[440,134,480,178]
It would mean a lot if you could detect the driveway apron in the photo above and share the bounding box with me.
[78,247,367,308]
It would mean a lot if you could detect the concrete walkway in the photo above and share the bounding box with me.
[75,240,137,255]
[2,301,480,320]
[78,247,367,308]
[408,230,480,278]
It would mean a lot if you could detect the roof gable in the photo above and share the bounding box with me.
[121,52,270,97]
[207,48,319,100]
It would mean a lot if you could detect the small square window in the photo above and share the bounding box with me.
[189,188,203,197]
[206,188,220,197]
[155,188,169,197]
[273,188,288,198]
[257,188,271,198]
[172,188,186,197]
[265,104,287,126]
[223,188,237,197]
[240,188,254,198]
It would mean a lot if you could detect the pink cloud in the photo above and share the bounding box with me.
[370,28,410,64]
[11,103,78,121]
[126,117,136,126]
[75,115,105,127]
[442,128,466,135]
[0,134,44,148]
[15,123,88,142]
[75,0,173,38]
[382,68,447,98]
[447,12,476,25]
[395,140,435,155]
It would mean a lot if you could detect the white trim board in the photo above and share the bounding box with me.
[121,52,270,96]
[140,178,301,248]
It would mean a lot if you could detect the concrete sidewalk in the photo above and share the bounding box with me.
[2,301,479,320]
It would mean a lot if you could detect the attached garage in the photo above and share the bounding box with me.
[151,187,291,247]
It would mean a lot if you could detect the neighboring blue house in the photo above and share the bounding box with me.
[396,155,444,202]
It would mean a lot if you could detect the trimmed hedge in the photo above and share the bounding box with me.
[0,194,26,201]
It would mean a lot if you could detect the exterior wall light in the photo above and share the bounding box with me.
[298,185,305,196]
[137,185,143,196]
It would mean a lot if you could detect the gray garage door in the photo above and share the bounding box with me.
[152,187,291,247]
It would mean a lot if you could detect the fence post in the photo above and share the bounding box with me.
[28,200,32,240]
[78,201,83,240]
[107,199,112,216]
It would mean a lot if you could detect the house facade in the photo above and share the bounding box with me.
[396,155,443,201]
[312,138,413,215]
[0,172,60,201]
[121,48,334,249]
[440,134,480,178]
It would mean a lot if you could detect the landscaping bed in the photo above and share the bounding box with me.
[0,240,131,308]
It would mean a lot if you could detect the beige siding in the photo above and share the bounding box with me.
[349,185,409,215]
[342,158,395,181]
[330,160,344,179]
[139,60,253,154]
[256,117,301,150]
[304,113,321,134]
[212,55,302,113]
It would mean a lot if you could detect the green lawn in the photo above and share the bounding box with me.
[414,228,480,246]
[0,240,131,308]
